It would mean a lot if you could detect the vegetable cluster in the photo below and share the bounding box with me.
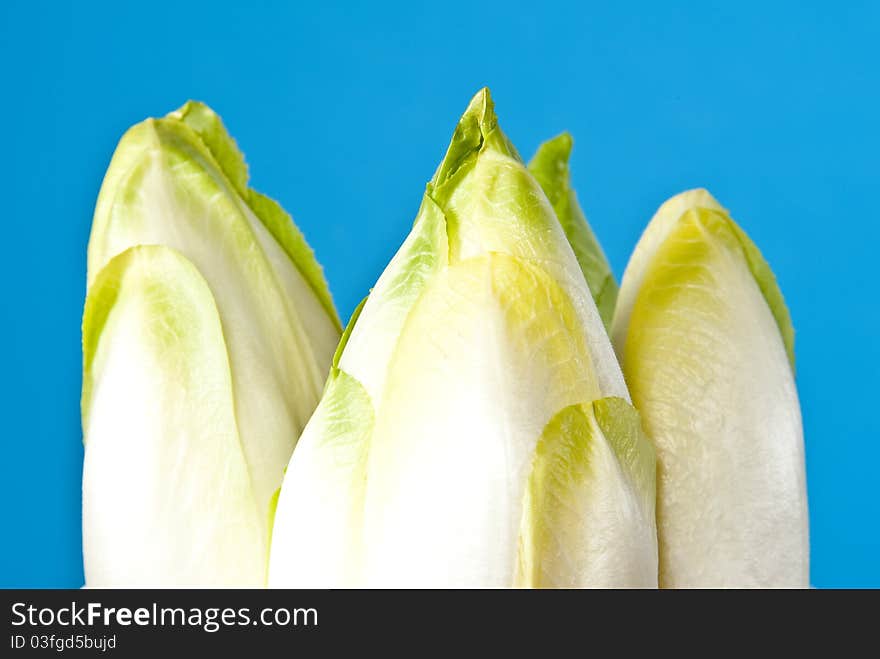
[82,89,808,588]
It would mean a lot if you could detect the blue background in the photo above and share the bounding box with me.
[2,0,877,588]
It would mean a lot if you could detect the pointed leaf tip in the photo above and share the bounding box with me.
[165,100,250,197]
[465,86,495,128]
[531,132,573,171]
[470,87,499,140]
[457,87,497,142]
[430,88,501,194]
[528,132,574,196]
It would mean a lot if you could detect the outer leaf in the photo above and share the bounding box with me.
[245,189,341,330]
[82,246,264,586]
[617,202,808,587]
[268,368,374,588]
[337,195,449,403]
[359,253,602,586]
[270,296,374,588]
[516,398,657,588]
[528,133,617,330]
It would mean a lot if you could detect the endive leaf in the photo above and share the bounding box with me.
[268,368,374,588]
[616,200,808,587]
[245,189,341,330]
[516,398,657,588]
[270,299,374,588]
[360,253,602,587]
[338,195,449,403]
[82,246,264,586]
[528,133,617,330]
[725,220,795,369]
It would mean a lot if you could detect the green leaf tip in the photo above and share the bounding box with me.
[93,99,340,329]
[591,396,656,501]
[169,101,339,328]
[457,86,497,146]
[428,87,522,204]
[528,132,574,205]
[430,87,495,193]
[528,132,618,331]
[516,396,657,587]
[166,100,250,197]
